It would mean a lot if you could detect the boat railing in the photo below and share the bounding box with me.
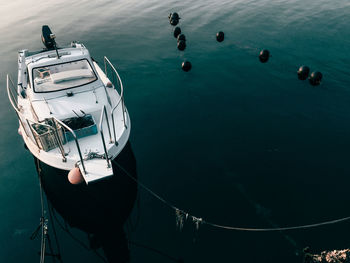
[103,56,127,145]
[7,74,19,110]
[7,74,85,169]
[26,118,67,162]
[53,118,86,174]
[7,74,30,139]
[99,105,112,168]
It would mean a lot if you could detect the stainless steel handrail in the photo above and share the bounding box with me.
[99,105,112,168]
[26,119,41,149]
[7,73,87,169]
[54,118,86,174]
[111,100,124,146]
[49,118,67,161]
[103,57,127,145]
[7,74,19,110]
[30,102,39,122]
[26,119,67,162]
[7,74,29,138]
[7,75,68,162]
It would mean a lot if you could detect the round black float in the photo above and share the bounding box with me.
[177,34,186,42]
[174,27,181,38]
[182,61,192,72]
[216,31,224,42]
[177,40,186,51]
[259,49,270,63]
[170,12,179,20]
[170,19,179,26]
[309,71,323,86]
[297,65,310,80]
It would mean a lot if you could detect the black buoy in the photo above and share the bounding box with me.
[177,40,186,51]
[182,61,192,72]
[170,12,179,20]
[259,49,270,63]
[177,34,186,42]
[297,65,310,80]
[216,31,224,42]
[174,27,181,38]
[309,71,323,86]
[170,18,179,26]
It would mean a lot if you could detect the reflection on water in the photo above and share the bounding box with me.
[1,0,350,262]
[34,141,137,262]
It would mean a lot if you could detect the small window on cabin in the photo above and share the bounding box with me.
[32,59,97,93]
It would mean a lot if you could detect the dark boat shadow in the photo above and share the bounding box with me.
[34,141,138,262]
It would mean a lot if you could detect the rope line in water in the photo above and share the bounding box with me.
[204,216,350,232]
[35,159,106,262]
[37,159,48,263]
[34,158,63,263]
[112,159,350,232]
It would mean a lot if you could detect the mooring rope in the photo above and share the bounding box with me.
[204,217,350,232]
[111,159,350,233]
[35,159,48,263]
[34,158,63,263]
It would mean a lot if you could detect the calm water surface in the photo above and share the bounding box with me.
[0,0,350,262]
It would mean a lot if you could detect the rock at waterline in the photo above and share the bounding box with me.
[304,249,350,263]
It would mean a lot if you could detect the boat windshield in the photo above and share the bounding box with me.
[32,59,97,93]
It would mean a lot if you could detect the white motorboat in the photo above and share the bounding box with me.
[7,25,130,184]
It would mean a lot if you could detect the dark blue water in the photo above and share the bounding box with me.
[1,0,350,262]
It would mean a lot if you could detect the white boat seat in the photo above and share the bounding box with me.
[50,69,93,83]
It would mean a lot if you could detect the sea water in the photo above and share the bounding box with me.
[0,0,349,262]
